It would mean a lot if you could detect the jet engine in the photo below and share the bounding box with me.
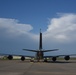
[52,57,57,62]
[64,56,70,60]
[21,56,25,61]
[7,55,13,60]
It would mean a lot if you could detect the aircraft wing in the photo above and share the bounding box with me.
[23,49,38,52]
[44,54,76,58]
[55,54,76,57]
[0,53,34,58]
[42,49,59,52]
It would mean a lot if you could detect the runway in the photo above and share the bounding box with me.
[0,60,76,75]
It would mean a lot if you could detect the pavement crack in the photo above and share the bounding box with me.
[22,63,34,75]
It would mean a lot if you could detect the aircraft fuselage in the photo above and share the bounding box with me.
[36,51,44,59]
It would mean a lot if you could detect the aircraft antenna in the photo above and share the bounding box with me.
[40,29,41,33]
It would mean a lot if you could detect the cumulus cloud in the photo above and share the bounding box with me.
[0,18,38,55]
[1,14,76,55]
[1,14,76,44]
[0,18,33,38]
[44,13,76,43]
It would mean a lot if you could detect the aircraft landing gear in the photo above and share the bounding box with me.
[44,58,47,62]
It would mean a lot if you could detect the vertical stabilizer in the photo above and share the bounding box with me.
[39,29,42,50]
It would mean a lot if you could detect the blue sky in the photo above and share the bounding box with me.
[0,0,76,56]
[1,0,76,32]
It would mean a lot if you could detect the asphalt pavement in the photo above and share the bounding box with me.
[0,60,76,75]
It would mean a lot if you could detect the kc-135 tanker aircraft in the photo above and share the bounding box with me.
[0,29,76,62]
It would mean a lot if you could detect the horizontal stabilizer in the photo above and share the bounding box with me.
[42,49,59,52]
[23,49,38,52]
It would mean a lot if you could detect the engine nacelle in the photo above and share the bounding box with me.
[21,56,25,61]
[52,57,57,62]
[64,56,70,60]
[7,55,13,60]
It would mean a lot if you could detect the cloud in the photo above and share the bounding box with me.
[43,13,76,43]
[0,18,38,55]
[0,18,33,38]
[1,13,76,44]
[0,14,76,55]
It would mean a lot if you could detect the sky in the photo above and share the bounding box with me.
[0,0,76,56]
